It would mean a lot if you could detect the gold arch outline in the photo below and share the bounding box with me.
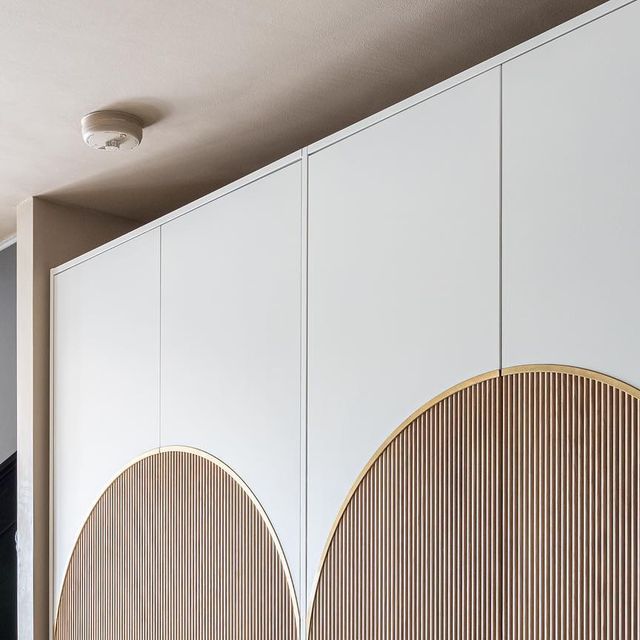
[305,364,640,636]
[53,445,300,636]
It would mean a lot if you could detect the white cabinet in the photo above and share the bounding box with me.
[160,162,303,601]
[51,0,640,626]
[503,1,640,388]
[52,229,161,606]
[307,69,501,598]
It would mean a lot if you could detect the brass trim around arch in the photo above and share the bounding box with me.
[54,445,300,638]
[306,364,640,637]
[306,367,501,634]
[501,363,640,400]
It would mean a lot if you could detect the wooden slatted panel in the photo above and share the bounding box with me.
[502,370,639,639]
[308,377,501,639]
[54,450,298,640]
[159,450,298,639]
[308,368,639,640]
[55,453,162,640]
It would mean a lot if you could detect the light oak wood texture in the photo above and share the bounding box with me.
[54,449,298,640]
[503,368,639,639]
[308,375,502,639]
[308,366,639,639]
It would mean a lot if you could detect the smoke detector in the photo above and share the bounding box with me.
[81,110,143,151]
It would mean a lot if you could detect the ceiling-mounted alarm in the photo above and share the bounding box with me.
[81,110,143,151]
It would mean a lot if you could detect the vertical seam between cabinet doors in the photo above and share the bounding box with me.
[306,0,637,156]
[498,0,638,70]
[300,147,310,637]
[51,154,303,277]
[159,226,162,453]
[499,64,503,374]
[498,65,505,640]
[158,227,163,637]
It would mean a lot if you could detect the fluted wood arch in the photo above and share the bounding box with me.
[308,366,640,639]
[55,447,299,640]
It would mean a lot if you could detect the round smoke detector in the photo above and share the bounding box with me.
[81,110,143,151]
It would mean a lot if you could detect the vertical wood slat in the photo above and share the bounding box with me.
[308,368,639,640]
[54,450,298,640]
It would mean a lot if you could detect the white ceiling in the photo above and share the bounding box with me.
[0,0,605,241]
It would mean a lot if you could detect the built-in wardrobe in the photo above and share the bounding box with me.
[51,1,640,637]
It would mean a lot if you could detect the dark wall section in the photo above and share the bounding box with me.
[0,453,16,638]
[0,242,17,640]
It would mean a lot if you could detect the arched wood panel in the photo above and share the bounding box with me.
[308,374,502,639]
[308,367,639,639]
[54,449,299,640]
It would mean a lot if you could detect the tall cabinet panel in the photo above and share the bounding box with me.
[307,69,501,599]
[52,229,161,608]
[161,162,303,603]
[503,0,640,388]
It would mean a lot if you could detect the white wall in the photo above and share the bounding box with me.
[0,242,16,464]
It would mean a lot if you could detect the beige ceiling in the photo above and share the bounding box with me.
[1,0,605,241]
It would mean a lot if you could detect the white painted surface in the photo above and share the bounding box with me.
[161,163,302,601]
[503,0,640,388]
[51,153,302,277]
[52,229,160,607]
[307,69,500,598]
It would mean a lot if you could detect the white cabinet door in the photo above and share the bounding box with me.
[503,2,640,387]
[307,69,500,599]
[52,229,161,607]
[161,162,302,602]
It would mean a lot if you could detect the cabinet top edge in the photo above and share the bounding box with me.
[51,0,634,277]
[51,151,303,277]
[308,0,634,155]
